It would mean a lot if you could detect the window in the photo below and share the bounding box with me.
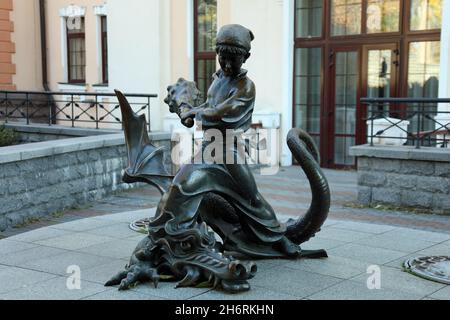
[101,16,108,84]
[194,0,217,100]
[294,47,322,148]
[366,0,400,33]
[67,17,86,83]
[331,0,362,36]
[295,0,323,38]
[410,0,442,31]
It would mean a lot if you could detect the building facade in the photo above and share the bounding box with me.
[3,0,449,167]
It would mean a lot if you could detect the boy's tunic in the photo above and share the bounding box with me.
[152,69,286,247]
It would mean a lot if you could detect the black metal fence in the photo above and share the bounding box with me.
[0,90,158,131]
[362,97,450,149]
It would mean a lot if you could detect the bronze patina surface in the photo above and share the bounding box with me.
[105,24,330,293]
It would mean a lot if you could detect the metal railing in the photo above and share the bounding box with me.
[362,97,450,149]
[0,90,158,131]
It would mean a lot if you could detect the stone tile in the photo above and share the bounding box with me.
[49,218,121,232]
[316,227,372,243]
[35,233,115,250]
[308,280,423,300]
[82,288,166,300]
[191,285,299,300]
[328,243,407,265]
[80,259,129,285]
[253,266,342,298]
[78,239,138,260]
[94,209,153,223]
[429,286,450,300]
[0,246,69,266]
[6,228,75,243]
[252,259,289,273]
[0,239,38,255]
[20,251,116,276]
[0,276,109,300]
[0,266,57,294]
[126,234,148,242]
[353,233,437,253]
[381,228,450,244]
[332,221,397,234]
[131,281,211,300]
[84,222,136,239]
[350,266,446,296]
[285,255,368,279]
[301,237,347,251]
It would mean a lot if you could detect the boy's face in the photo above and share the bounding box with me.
[218,52,245,77]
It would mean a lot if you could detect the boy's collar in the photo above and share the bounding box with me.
[214,69,248,80]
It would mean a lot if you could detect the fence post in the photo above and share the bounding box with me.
[48,93,52,126]
[370,102,374,147]
[416,102,422,149]
[71,94,75,128]
[95,95,99,129]
[148,96,151,132]
[5,91,8,123]
[26,93,30,125]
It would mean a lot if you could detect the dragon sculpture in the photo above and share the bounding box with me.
[105,82,330,293]
[105,24,330,293]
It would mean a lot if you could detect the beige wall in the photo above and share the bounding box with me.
[11,0,42,91]
[225,0,284,115]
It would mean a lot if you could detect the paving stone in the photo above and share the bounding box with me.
[381,228,450,243]
[285,255,368,279]
[94,209,152,223]
[6,228,75,243]
[429,286,450,300]
[0,266,57,294]
[331,221,397,235]
[350,266,446,296]
[82,288,166,300]
[0,276,110,300]
[35,233,116,250]
[78,239,138,260]
[0,246,69,266]
[315,227,372,243]
[49,217,121,232]
[308,280,423,300]
[253,266,342,298]
[0,239,38,255]
[301,236,347,251]
[191,285,299,300]
[79,259,129,285]
[328,243,408,265]
[83,222,136,239]
[20,251,116,276]
[131,281,211,300]
[353,233,437,253]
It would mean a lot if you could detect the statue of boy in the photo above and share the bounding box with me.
[156,24,300,257]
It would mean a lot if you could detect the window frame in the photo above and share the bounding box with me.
[67,17,86,84]
[101,15,108,84]
[193,0,217,100]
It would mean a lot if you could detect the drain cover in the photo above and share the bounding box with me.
[404,256,450,285]
[129,218,150,234]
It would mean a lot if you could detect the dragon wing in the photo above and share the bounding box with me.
[115,90,174,194]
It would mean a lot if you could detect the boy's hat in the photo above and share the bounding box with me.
[216,24,254,52]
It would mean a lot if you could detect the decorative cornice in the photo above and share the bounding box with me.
[59,5,86,18]
[94,4,107,16]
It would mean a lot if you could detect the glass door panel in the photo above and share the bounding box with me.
[333,50,358,166]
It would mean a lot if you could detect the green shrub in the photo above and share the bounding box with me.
[0,124,20,147]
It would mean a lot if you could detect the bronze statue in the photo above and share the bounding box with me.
[105,24,330,293]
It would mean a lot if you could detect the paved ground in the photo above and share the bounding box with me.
[2,167,450,239]
[0,209,449,300]
[1,166,450,300]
